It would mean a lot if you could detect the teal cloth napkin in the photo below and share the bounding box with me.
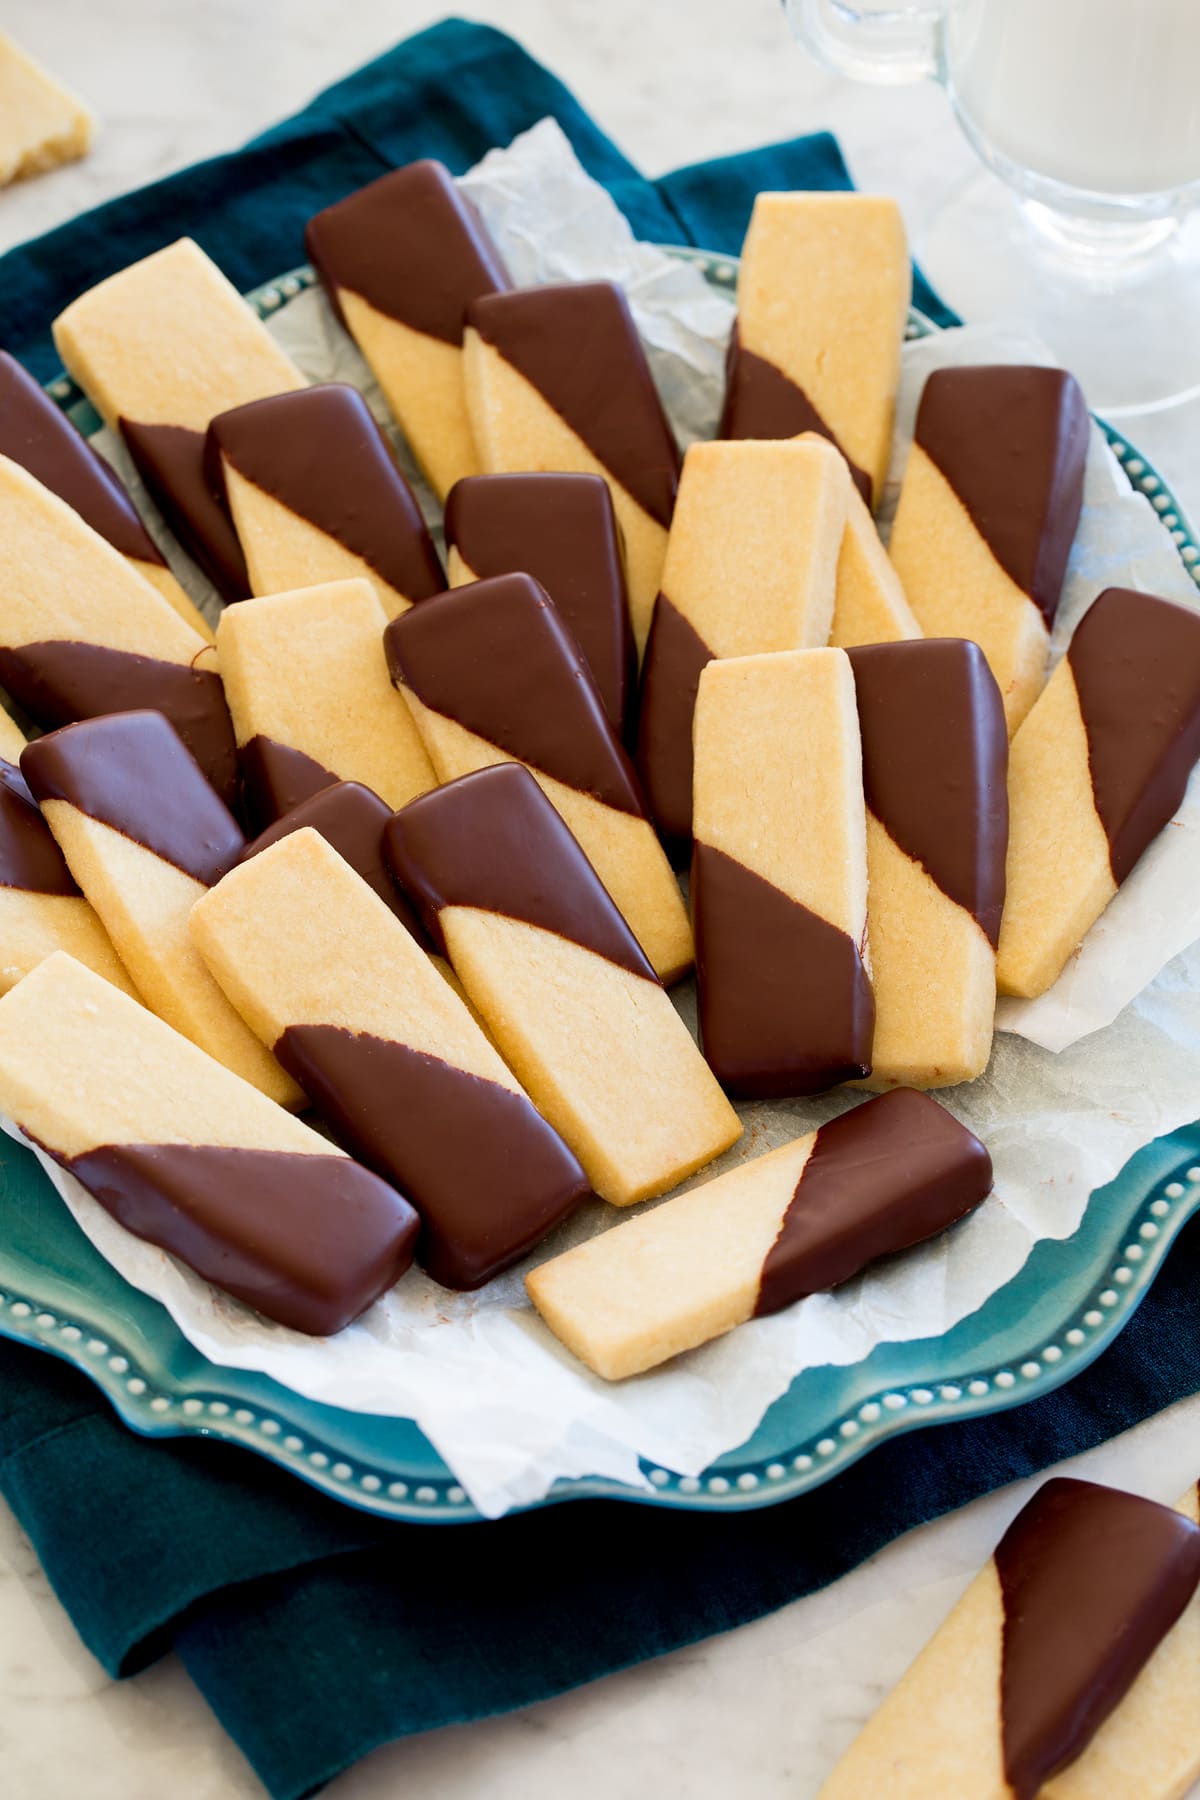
[0,19,1192,1799]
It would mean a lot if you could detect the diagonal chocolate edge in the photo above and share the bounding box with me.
[1067,586,1200,884]
[718,324,872,504]
[0,350,166,567]
[913,364,1089,628]
[21,710,244,886]
[849,639,1009,947]
[691,842,874,1098]
[995,1476,1200,1800]
[207,385,445,603]
[635,593,717,849]
[240,780,431,947]
[59,1141,420,1337]
[121,419,250,603]
[0,765,80,897]
[305,159,510,345]
[238,736,341,833]
[754,1089,992,1316]
[443,471,635,737]
[385,572,644,817]
[467,282,680,529]
[0,639,239,808]
[275,1027,591,1290]
[384,763,656,982]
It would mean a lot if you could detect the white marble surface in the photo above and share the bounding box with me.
[0,3,1197,1796]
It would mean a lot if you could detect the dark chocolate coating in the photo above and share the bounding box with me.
[120,420,250,603]
[0,761,80,897]
[0,351,165,567]
[0,639,238,808]
[691,843,874,1097]
[913,364,1089,629]
[718,325,872,504]
[443,472,635,737]
[207,385,445,603]
[996,1476,1200,1800]
[22,710,244,886]
[635,592,716,848]
[60,1141,419,1336]
[754,1089,991,1315]
[849,639,1009,947]
[275,1028,590,1290]
[305,159,510,345]
[238,736,340,833]
[240,780,431,946]
[384,763,656,982]
[467,282,680,530]
[1067,586,1200,885]
[385,572,644,817]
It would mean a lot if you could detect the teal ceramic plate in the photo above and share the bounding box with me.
[8,249,1197,1525]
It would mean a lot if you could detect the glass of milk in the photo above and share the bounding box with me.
[787,0,1200,412]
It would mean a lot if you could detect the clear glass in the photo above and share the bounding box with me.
[786,0,1200,412]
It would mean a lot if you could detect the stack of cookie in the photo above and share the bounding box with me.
[0,160,1193,1407]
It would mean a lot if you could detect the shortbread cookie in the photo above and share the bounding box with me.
[816,439,921,648]
[850,640,1008,1088]
[720,193,909,506]
[889,365,1089,733]
[207,384,444,619]
[0,952,417,1334]
[463,281,681,653]
[818,1476,1200,1800]
[22,711,300,1107]
[191,827,590,1289]
[444,472,635,738]
[1048,1482,1200,1800]
[306,160,510,499]
[998,587,1200,999]
[0,351,209,639]
[0,716,133,998]
[385,764,741,1207]
[0,455,237,803]
[52,238,306,600]
[637,438,848,845]
[527,1089,990,1379]
[214,577,435,829]
[691,649,873,1096]
[385,573,693,983]
[0,34,92,186]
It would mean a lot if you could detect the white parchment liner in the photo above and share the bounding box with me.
[18,120,1199,1518]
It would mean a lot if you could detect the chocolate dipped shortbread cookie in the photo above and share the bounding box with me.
[528,1089,991,1379]
[22,711,300,1106]
[889,364,1089,733]
[720,193,909,507]
[850,639,1008,1088]
[637,437,848,845]
[191,826,590,1289]
[52,238,306,601]
[385,764,741,1207]
[306,160,510,499]
[0,455,237,804]
[462,280,681,654]
[0,952,417,1334]
[385,572,692,983]
[691,648,874,1096]
[998,586,1200,999]
[214,578,435,829]
[208,384,444,620]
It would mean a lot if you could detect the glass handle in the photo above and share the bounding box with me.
[786,0,944,85]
